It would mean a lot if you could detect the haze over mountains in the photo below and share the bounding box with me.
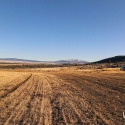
[0,56,125,64]
[0,58,88,64]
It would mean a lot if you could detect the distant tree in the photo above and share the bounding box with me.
[109,60,112,66]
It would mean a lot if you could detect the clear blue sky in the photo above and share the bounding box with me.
[0,0,125,61]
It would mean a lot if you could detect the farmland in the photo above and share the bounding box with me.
[0,68,125,125]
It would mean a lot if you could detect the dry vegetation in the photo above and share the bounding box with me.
[0,67,125,125]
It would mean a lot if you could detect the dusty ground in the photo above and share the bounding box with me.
[0,68,125,125]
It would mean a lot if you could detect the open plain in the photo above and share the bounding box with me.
[0,68,125,125]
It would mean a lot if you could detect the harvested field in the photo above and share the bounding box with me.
[0,69,125,125]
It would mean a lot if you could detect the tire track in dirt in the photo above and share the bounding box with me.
[45,79,62,125]
[48,75,108,124]
[39,77,52,125]
[72,73,125,94]
[57,78,107,125]
[51,93,66,125]
[48,76,88,124]
[45,75,67,125]
[20,76,41,125]
[64,88,107,125]
[0,74,32,98]
[0,75,33,109]
[61,75,115,124]
[0,74,53,125]
[55,73,124,125]
[0,75,34,125]
[64,74,125,119]
[58,73,125,102]
[47,76,96,124]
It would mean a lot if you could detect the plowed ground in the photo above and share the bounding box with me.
[0,70,125,125]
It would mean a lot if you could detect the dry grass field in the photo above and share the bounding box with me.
[0,68,125,125]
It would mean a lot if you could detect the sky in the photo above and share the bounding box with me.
[0,0,125,62]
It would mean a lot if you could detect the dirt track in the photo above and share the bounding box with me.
[0,70,125,125]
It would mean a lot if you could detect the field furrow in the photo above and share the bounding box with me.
[38,77,52,125]
[0,74,32,98]
[0,75,34,124]
[56,73,125,124]
[0,70,125,125]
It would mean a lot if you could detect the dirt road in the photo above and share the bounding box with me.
[0,70,125,125]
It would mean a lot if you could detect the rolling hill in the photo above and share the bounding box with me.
[93,55,125,64]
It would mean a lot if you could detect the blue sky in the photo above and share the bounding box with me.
[0,0,125,61]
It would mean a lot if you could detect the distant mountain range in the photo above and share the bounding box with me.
[0,58,41,63]
[55,59,88,64]
[93,55,125,64]
[1,56,125,64]
[0,58,88,64]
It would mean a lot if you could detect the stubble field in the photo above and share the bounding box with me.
[0,68,125,125]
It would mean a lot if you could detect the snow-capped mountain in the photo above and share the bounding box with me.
[55,59,88,64]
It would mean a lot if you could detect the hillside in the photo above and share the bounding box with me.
[93,56,125,64]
